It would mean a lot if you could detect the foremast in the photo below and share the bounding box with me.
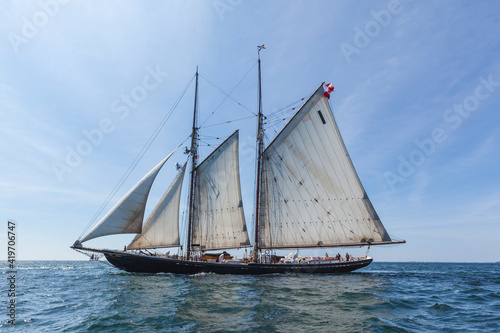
[186,68,199,260]
[253,45,265,262]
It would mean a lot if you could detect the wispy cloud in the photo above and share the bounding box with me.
[447,128,500,174]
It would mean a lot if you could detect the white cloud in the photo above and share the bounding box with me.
[448,128,500,174]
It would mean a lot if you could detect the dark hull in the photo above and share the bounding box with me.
[102,250,373,275]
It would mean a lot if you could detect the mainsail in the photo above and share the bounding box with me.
[80,151,176,243]
[192,131,251,250]
[257,85,391,249]
[128,163,186,250]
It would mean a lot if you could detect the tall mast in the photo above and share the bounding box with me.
[186,67,199,260]
[254,45,265,262]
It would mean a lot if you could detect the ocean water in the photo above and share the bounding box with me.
[1,261,499,332]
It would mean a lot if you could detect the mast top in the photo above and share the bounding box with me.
[257,45,265,60]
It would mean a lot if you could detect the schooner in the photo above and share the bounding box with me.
[71,48,404,274]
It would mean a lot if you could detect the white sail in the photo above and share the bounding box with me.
[128,163,186,250]
[80,150,176,243]
[258,85,392,248]
[192,131,251,250]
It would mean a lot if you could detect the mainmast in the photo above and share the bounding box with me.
[186,68,199,260]
[253,45,265,262]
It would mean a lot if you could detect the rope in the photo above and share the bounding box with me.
[78,75,196,239]
[198,61,258,127]
[202,115,256,129]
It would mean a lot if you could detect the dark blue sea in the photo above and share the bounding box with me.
[1,261,499,332]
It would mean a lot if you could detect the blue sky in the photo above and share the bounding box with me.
[1,1,499,262]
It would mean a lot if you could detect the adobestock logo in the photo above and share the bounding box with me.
[7,0,71,54]
[384,74,500,191]
[213,0,242,21]
[340,0,411,64]
[51,65,169,183]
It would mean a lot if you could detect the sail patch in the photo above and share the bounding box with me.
[317,110,326,124]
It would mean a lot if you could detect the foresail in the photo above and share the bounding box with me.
[128,163,186,250]
[80,150,176,243]
[258,85,392,249]
[192,131,251,250]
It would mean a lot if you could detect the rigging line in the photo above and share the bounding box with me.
[198,61,258,127]
[210,156,234,248]
[269,144,354,244]
[266,97,306,118]
[286,130,338,244]
[198,135,221,139]
[268,117,336,244]
[325,98,379,239]
[129,161,189,251]
[134,233,156,250]
[202,115,256,129]
[266,150,316,247]
[312,105,368,238]
[267,115,292,123]
[78,75,196,239]
[266,111,294,120]
[180,180,191,255]
[266,121,287,138]
[198,138,220,141]
[201,74,257,117]
[266,109,295,121]
[198,139,212,146]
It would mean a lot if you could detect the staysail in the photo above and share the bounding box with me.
[128,163,186,250]
[80,150,176,243]
[192,131,251,250]
[258,85,392,249]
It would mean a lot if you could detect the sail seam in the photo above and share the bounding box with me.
[319,100,378,240]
